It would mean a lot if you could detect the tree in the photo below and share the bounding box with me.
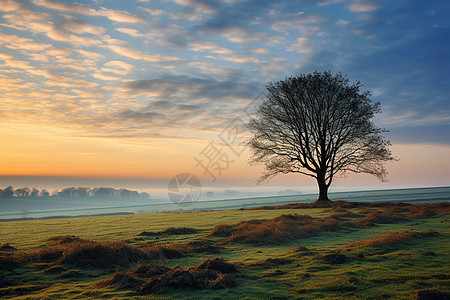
[248,71,395,202]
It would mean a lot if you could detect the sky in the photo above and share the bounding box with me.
[0,0,449,199]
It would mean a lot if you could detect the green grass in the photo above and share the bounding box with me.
[0,203,449,299]
[0,208,327,250]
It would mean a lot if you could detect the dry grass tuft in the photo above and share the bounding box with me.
[209,274,239,290]
[183,239,222,253]
[138,227,199,236]
[128,264,170,277]
[160,227,199,235]
[322,252,348,264]
[345,230,440,248]
[209,214,348,245]
[0,243,17,251]
[210,202,449,245]
[254,200,450,217]
[358,211,408,226]
[138,244,185,260]
[21,239,149,268]
[96,271,143,289]
[136,257,239,294]
[96,257,239,294]
[46,235,81,245]
[288,245,310,253]
[416,289,450,300]
[188,257,238,274]
[0,254,21,271]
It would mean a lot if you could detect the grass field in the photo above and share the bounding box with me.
[0,201,449,299]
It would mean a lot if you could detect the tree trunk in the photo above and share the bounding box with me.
[316,174,331,202]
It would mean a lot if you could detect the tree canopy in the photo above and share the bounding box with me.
[248,71,395,201]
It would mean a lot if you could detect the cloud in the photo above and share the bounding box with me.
[116,109,164,122]
[270,10,325,24]
[0,0,23,12]
[0,0,447,148]
[221,54,262,64]
[61,19,106,35]
[336,19,349,25]
[115,27,144,37]
[270,10,326,35]
[123,74,258,102]
[0,33,51,51]
[348,0,379,12]
[172,0,219,15]
[190,41,233,54]
[32,0,145,23]
[77,49,104,60]
[0,53,33,69]
[140,7,166,16]
[197,22,279,44]
[101,60,134,75]
[92,72,123,81]
[317,0,345,6]
[108,45,183,64]
[247,47,269,55]
[43,23,101,46]
[379,109,450,127]
[287,37,315,53]
[1,6,102,47]
[99,8,146,23]
[31,0,99,16]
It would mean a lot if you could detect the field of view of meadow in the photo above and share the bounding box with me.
[0,0,449,299]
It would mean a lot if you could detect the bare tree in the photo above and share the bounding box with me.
[248,71,395,202]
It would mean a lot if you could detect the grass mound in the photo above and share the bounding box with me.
[138,227,199,237]
[23,239,149,268]
[189,257,238,273]
[96,257,239,294]
[96,271,143,289]
[416,289,449,300]
[47,235,81,244]
[61,241,149,268]
[288,245,310,253]
[0,253,21,270]
[138,240,221,259]
[254,200,450,216]
[138,244,185,259]
[160,227,199,235]
[128,264,171,277]
[209,214,347,245]
[345,230,440,248]
[358,211,408,226]
[0,243,17,251]
[136,258,239,294]
[322,252,348,264]
[209,274,239,290]
[184,239,222,253]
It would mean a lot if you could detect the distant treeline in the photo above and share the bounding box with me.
[0,186,150,199]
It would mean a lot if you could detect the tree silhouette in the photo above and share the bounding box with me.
[248,71,395,202]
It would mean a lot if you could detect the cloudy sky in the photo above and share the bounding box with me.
[0,0,448,198]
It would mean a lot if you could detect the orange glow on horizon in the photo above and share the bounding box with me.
[1,121,449,189]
